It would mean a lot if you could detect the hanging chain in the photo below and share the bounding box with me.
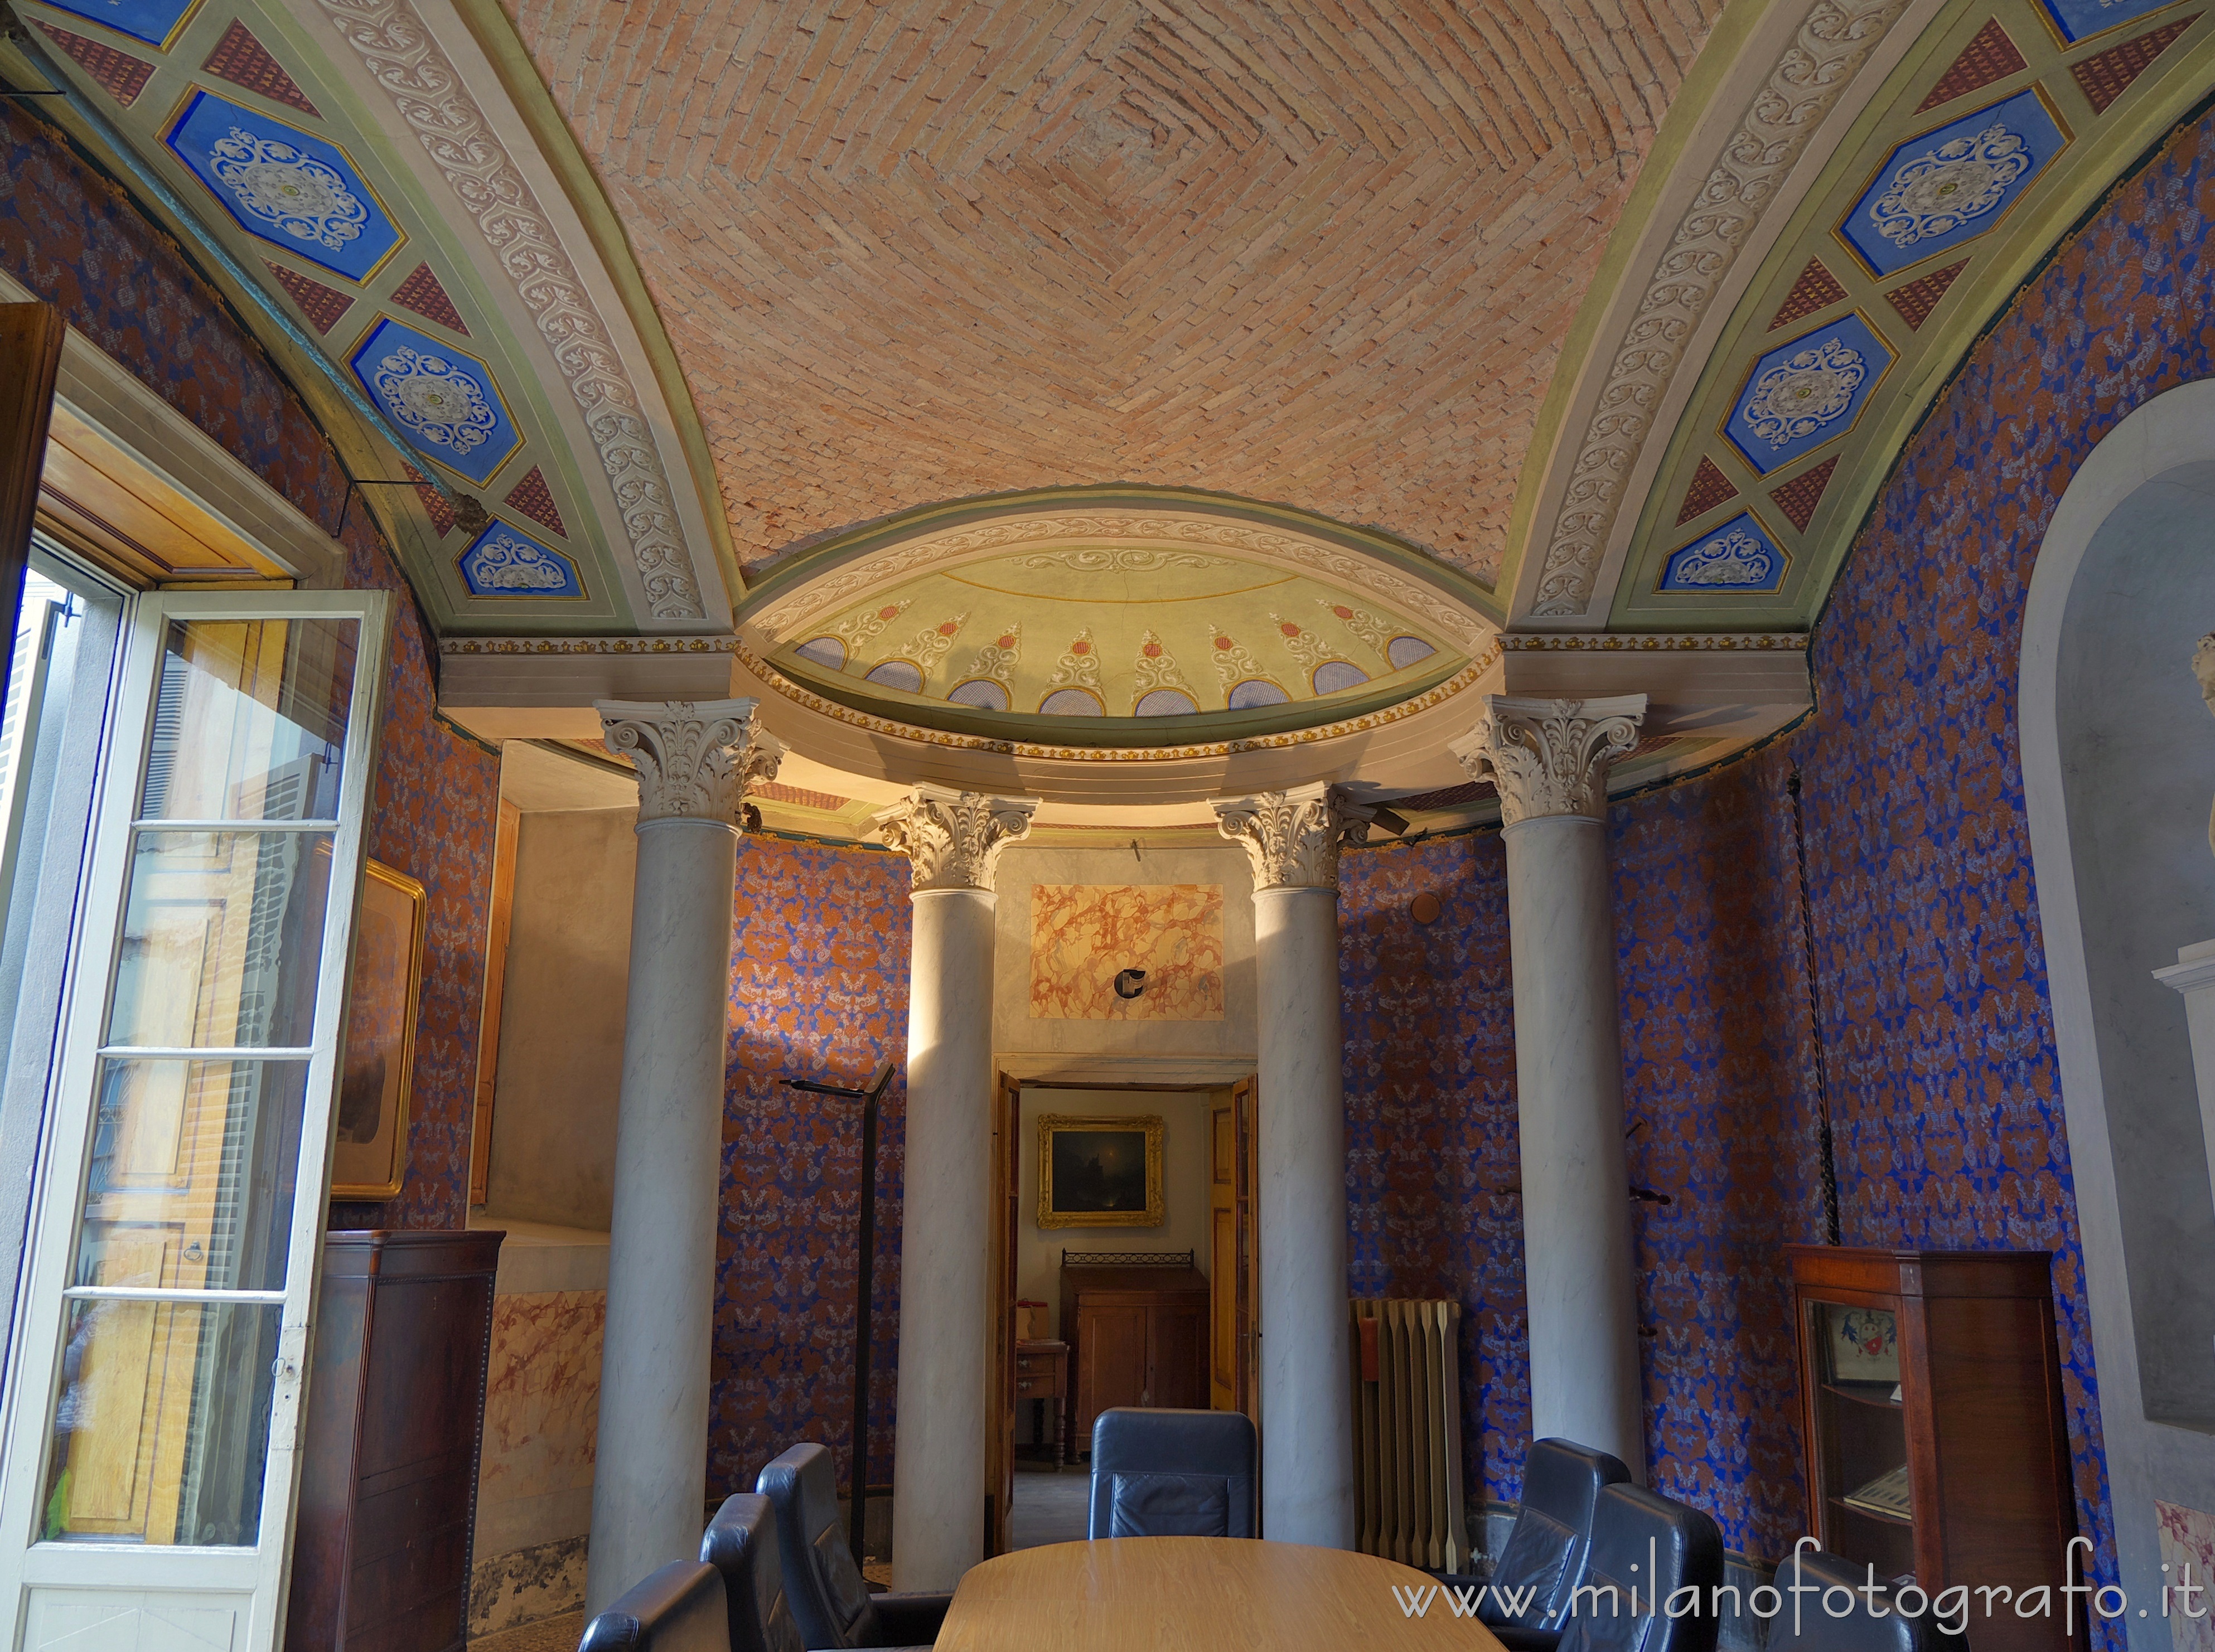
[1788,768,1844,1246]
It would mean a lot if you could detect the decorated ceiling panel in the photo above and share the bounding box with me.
[7,0,734,634]
[1509,0,2215,629]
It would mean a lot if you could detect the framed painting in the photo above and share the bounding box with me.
[329,859,427,1199]
[1037,1114,1164,1229]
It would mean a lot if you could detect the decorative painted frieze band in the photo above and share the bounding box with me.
[1528,0,1916,618]
[873,784,1037,892]
[1212,782,1376,893]
[596,698,766,825]
[441,635,739,655]
[315,0,709,620]
[1450,695,1649,825]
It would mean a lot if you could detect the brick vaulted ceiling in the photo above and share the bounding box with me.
[505,0,1728,584]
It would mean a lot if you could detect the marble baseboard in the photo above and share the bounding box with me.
[470,1534,588,1639]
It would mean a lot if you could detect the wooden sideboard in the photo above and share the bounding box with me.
[288,1228,503,1652]
[1015,1338,1070,1466]
[1061,1257,1210,1457]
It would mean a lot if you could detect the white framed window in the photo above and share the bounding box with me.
[0,588,391,1651]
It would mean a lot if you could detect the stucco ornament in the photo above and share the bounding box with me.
[371,346,497,455]
[1870,123,2030,248]
[1450,695,1648,825]
[1741,338,1867,448]
[2197,634,2215,856]
[465,529,569,590]
[1670,526,1776,587]
[208,128,369,250]
[873,785,1037,892]
[596,698,768,826]
[1213,781,1376,892]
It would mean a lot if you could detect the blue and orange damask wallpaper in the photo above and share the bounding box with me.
[0,101,500,1233]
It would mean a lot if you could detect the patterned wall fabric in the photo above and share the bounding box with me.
[0,103,499,1233]
[714,837,912,1497]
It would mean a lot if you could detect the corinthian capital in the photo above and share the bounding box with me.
[873,784,1037,893]
[1449,695,1647,826]
[1212,781,1374,893]
[596,698,769,826]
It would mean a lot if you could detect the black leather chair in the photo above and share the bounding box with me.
[1087,1407,1258,1539]
[1554,1484,1725,1652]
[1478,1438,1636,1650]
[578,1560,731,1652]
[756,1442,950,1650]
[1771,1546,1966,1652]
[700,1492,803,1652]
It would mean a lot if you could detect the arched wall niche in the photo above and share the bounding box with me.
[2023,377,2215,1633]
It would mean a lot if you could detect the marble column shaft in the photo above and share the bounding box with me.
[1454,695,1648,1475]
[586,700,779,1614]
[1215,782,1371,1547]
[876,786,1036,1591]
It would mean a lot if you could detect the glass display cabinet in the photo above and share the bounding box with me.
[1787,1246,2082,1652]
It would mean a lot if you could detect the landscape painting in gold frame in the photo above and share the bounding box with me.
[1037,1113,1164,1229]
[329,859,426,1199]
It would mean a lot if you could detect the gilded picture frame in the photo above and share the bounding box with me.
[329,859,427,1199]
[1036,1113,1165,1229]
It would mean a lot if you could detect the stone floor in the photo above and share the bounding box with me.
[1007,1464,1091,1551]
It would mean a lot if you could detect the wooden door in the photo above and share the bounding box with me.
[1210,1102,1236,1409]
[1232,1075,1260,1423]
[984,1072,1020,1556]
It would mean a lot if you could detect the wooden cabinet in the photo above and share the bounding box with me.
[1015,1339,1069,1465]
[287,1229,502,1652]
[1788,1246,2079,1652]
[1061,1259,1210,1456]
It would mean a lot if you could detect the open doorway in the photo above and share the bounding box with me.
[988,1077,1258,1553]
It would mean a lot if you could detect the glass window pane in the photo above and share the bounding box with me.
[142,618,356,821]
[106,832,335,1049]
[39,1298,278,1547]
[70,1060,308,1294]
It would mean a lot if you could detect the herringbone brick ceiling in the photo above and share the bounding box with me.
[509,0,1724,584]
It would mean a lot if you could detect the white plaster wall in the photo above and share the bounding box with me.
[992,841,1256,1064]
[2021,381,2215,1652]
[483,806,636,1229]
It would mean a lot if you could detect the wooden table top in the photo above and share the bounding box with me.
[937,1538,1505,1651]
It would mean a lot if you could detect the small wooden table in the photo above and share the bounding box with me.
[1015,1337,1068,1466]
[938,1537,1504,1651]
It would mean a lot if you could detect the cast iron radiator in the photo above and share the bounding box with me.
[1350,1297,1471,1573]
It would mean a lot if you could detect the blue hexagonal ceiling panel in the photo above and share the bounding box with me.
[1837,86,2069,279]
[43,0,199,48]
[1724,312,1895,476]
[457,519,584,599]
[349,316,520,486]
[2037,0,2182,44]
[1659,511,1789,594]
[165,89,402,284]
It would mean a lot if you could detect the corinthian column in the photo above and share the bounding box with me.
[874,784,1037,1590]
[587,700,779,1613]
[1213,781,1372,1546]
[1452,695,1647,1475]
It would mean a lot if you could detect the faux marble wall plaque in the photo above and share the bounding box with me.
[1029,884,1225,1020]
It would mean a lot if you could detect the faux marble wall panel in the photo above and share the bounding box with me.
[715,836,911,1499]
[2156,1501,2215,1652]
[1029,883,1225,1020]
[0,104,499,1234]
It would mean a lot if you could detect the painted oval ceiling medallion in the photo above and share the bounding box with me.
[749,522,1476,749]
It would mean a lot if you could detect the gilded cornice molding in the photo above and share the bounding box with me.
[314,0,712,621]
[1450,695,1648,825]
[596,698,766,825]
[873,784,1037,892]
[1525,0,1917,619]
[1213,782,1375,893]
